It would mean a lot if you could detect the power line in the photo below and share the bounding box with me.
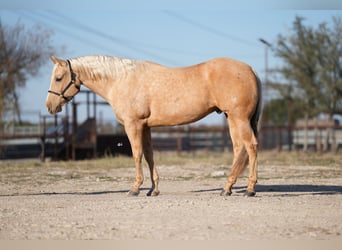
[17,10,261,66]
[20,10,179,65]
[19,10,121,56]
[164,10,258,47]
[37,11,220,64]
[46,11,180,65]
[45,12,214,59]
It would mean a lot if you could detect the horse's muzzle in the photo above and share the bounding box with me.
[46,102,62,114]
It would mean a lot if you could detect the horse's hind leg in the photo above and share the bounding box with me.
[245,138,258,196]
[221,116,249,196]
[237,118,258,196]
[143,127,160,196]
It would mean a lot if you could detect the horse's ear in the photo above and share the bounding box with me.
[50,55,66,66]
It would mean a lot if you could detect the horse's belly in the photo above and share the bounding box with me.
[147,102,214,127]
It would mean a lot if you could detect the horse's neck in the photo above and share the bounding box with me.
[73,56,138,78]
[72,56,138,102]
[70,65,106,102]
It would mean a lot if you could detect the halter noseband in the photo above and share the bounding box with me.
[48,60,81,102]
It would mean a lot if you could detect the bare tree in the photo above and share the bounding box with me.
[0,20,54,129]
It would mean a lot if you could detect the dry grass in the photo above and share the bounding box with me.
[258,150,342,167]
[1,150,342,194]
[0,150,341,174]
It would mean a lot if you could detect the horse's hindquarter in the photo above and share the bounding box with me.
[207,58,259,118]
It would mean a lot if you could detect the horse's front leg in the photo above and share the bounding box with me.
[125,121,144,196]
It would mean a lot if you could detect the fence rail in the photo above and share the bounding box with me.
[2,120,342,160]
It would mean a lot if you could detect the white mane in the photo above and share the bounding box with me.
[70,55,139,81]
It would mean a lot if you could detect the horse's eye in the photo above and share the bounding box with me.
[56,76,63,82]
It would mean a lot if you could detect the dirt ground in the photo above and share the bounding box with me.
[0,151,342,240]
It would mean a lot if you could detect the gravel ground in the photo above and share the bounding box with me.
[0,154,342,240]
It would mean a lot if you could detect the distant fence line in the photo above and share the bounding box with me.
[151,124,342,153]
[290,118,342,152]
[1,118,342,160]
[151,126,230,153]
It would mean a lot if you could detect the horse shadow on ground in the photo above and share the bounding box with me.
[0,188,150,197]
[2,185,342,197]
[191,184,342,196]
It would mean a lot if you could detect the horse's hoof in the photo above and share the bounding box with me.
[244,190,256,197]
[152,190,160,196]
[146,189,160,197]
[127,190,140,196]
[220,189,232,196]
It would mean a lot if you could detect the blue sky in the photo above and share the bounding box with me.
[0,1,341,125]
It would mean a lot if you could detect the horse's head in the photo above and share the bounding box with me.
[46,56,81,114]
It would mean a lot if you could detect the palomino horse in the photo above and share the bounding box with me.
[46,55,262,197]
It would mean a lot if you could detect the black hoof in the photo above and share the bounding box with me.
[220,189,232,196]
[244,190,256,197]
[146,189,160,197]
[127,190,140,196]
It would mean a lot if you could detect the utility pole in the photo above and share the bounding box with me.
[259,38,272,103]
[258,38,272,150]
